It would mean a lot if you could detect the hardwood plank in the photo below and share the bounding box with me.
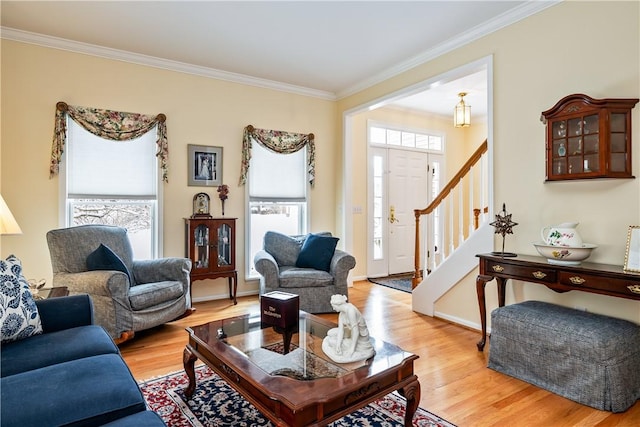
[120,280,640,426]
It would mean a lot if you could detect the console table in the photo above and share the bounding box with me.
[476,253,640,351]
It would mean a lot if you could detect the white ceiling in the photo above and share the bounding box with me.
[1,1,556,116]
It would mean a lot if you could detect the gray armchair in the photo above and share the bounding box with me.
[254,231,356,313]
[46,224,193,343]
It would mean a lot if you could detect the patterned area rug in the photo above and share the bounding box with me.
[368,273,414,293]
[140,364,456,426]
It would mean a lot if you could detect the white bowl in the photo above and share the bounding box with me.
[532,242,597,265]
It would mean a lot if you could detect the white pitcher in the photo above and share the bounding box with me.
[541,222,583,247]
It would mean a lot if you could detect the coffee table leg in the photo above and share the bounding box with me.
[282,329,294,355]
[399,378,421,427]
[183,346,198,398]
[272,326,296,354]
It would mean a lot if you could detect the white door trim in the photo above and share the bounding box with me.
[342,55,495,282]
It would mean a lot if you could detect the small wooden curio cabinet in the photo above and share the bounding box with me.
[541,94,638,181]
[185,217,237,304]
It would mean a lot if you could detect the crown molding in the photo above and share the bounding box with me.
[2,1,560,103]
[0,27,337,101]
[336,1,561,99]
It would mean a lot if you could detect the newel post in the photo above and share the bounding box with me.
[413,210,423,288]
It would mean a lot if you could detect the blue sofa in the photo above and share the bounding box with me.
[1,294,165,427]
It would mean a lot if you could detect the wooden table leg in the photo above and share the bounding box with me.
[282,329,294,355]
[183,346,198,398]
[496,277,507,307]
[399,378,421,427]
[228,272,238,305]
[476,274,494,351]
[273,325,298,354]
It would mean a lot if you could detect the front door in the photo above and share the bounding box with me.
[387,149,428,274]
[369,147,436,277]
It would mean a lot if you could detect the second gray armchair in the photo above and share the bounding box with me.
[254,231,356,313]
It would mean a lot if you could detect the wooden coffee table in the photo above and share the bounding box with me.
[183,311,420,426]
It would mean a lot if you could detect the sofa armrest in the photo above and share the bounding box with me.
[330,249,356,284]
[36,294,94,333]
[254,250,280,291]
[133,257,192,285]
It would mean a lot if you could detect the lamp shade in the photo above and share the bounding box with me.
[454,92,471,128]
[0,194,22,235]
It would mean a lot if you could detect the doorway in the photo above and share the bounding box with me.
[342,55,493,283]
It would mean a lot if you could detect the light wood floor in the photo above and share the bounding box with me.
[120,281,640,426]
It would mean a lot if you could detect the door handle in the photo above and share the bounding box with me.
[389,206,399,223]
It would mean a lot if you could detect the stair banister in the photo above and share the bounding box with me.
[413,139,488,287]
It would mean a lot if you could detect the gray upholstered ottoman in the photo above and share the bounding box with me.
[488,300,640,412]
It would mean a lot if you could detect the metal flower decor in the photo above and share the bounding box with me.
[217,185,229,216]
[490,203,518,257]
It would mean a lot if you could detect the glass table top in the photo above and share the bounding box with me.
[188,311,412,381]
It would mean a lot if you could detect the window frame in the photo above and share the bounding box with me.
[59,117,163,259]
[245,144,310,280]
[368,120,445,153]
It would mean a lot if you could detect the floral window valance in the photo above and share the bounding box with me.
[239,125,315,186]
[50,102,169,182]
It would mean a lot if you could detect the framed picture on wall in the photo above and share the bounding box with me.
[623,225,640,273]
[188,144,222,187]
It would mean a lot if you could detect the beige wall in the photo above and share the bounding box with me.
[2,1,639,325]
[339,1,640,324]
[0,40,337,300]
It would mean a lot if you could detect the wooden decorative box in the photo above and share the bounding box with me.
[260,291,299,330]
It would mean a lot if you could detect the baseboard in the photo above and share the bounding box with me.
[348,276,367,288]
[433,310,488,333]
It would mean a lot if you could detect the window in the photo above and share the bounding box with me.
[370,124,443,151]
[64,118,160,259]
[372,155,384,260]
[247,142,308,277]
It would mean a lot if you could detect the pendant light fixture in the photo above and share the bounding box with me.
[454,92,471,128]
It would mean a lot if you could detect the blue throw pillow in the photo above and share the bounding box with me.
[0,255,43,343]
[295,234,339,272]
[86,244,134,284]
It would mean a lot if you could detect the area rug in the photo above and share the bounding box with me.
[140,364,455,426]
[368,273,414,293]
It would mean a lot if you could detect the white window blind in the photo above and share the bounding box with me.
[64,118,160,259]
[67,120,157,197]
[246,140,308,278]
[248,141,306,201]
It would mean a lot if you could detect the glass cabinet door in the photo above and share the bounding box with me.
[217,223,232,267]
[552,115,600,176]
[542,94,638,180]
[609,113,628,173]
[194,224,210,269]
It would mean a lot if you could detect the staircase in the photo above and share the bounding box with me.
[411,140,493,316]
